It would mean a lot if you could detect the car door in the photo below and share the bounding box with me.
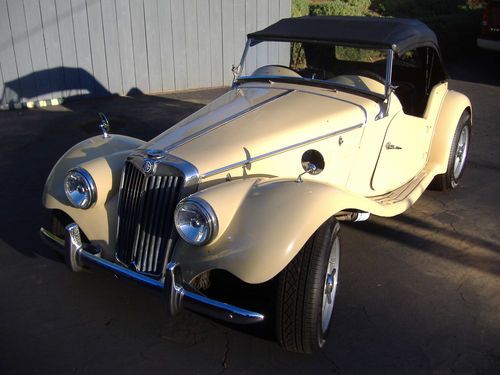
[370,106,428,194]
[370,81,447,194]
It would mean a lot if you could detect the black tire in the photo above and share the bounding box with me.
[276,217,340,353]
[430,110,471,191]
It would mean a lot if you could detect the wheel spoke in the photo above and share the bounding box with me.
[321,237,340,334]
[453,126,469,179]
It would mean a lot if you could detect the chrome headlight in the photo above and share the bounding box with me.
[64,168,97,209]
[174,197,218,246]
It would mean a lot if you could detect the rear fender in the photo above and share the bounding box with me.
[429,90,472,173]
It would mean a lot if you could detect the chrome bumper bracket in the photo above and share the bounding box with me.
[40,224,264,325]
[65,223,85,272]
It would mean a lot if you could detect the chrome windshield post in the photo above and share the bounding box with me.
[384,48,394,98]
[379,48,395,118]
[232,39,251,87]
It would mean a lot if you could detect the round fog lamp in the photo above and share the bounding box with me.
[64,168,97,209]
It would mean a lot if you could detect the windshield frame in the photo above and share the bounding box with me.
[233,38,394,100]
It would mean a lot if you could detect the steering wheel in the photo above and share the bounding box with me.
[339,69,386,85]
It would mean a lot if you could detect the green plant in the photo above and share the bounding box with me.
[309,0,372,17]
[292,0,310,17]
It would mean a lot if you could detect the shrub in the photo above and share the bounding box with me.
[292,0,310,17]
[309,0,372,17]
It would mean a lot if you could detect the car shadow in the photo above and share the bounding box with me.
[345,211,500,277]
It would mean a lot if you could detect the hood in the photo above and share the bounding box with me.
[144,83,380,177]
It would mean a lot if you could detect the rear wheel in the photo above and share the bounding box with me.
[431,110,471,191]
[276,218,340,353]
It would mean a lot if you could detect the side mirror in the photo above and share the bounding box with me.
[297,150,325,182]
[302,162,318,175]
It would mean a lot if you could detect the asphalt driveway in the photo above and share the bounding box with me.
[0,53,499,375]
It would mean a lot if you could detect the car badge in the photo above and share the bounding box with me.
[142,159,154,175]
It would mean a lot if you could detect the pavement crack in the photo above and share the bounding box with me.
[220,332,230,373]
[362,306,374,324]
[459,292,469,305]
[321,350,340,374]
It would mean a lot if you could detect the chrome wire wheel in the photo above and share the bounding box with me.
[321,235,340,334]
[453,125,470,181]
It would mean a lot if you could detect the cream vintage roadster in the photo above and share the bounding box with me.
[41,16,471,353]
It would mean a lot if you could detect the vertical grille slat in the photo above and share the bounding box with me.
[115,161,184,276]
[151,176,172,272]
[123,163,141,261]
[145,176,164,272]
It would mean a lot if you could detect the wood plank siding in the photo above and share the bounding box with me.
[0,0,291,105]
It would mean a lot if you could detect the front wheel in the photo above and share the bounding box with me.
[276,218,340,353]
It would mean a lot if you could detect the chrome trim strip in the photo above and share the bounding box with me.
[164,89,294,152]
[200,122,365,179]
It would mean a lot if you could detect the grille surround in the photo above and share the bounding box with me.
[115,152,198,277]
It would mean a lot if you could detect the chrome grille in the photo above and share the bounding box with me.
[115,161,183,276]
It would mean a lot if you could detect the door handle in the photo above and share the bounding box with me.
[385,142,402,150]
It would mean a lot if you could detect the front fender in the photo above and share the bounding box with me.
[43,134,145,254]
[173,178,385,284]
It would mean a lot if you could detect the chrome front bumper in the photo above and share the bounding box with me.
[40,224,264,325]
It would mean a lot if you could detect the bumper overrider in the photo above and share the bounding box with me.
[40,223,264,325]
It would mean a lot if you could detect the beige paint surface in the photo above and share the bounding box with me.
[43,79,471,282]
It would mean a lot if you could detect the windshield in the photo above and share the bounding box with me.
[237,39,389,98]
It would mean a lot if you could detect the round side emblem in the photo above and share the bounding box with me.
[143,160,154,174]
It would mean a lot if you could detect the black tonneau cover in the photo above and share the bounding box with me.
[248,16,439,55]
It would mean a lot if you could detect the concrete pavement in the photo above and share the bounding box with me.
[0,54,499,374]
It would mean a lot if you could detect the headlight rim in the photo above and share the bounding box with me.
[174,196,218,246]
[64,167,97,209]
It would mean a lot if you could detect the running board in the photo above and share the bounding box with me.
[370,169,430,206]
[362,163,441,216]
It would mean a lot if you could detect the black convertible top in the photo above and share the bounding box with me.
[248,16,439,55]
